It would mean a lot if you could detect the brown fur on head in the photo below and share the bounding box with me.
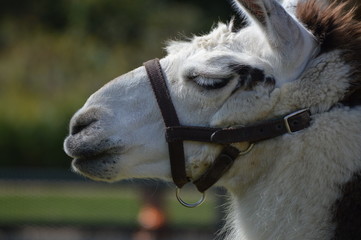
[334,0,361,20]
[297,0,361,106]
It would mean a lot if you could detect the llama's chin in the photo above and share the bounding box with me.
[71,154,121,182]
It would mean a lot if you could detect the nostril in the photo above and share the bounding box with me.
[71,123,88,135]
[71,119,98,135]
[69,107,106,136]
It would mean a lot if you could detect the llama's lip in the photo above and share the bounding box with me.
[67,139,125,182]
[63,130,124,181]
[67,145,123,160]
[63,133,123,159]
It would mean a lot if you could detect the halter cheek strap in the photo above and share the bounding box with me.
[144,59,189,188]
[144,58,311,206]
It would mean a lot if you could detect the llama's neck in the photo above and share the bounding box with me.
[223,107,361,240]
[226,171,338,240]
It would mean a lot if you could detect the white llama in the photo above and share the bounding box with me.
[64,0,361,239]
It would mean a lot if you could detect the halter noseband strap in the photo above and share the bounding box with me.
[144,58,311,197]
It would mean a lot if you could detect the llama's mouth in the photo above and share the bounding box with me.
[64,130,124,158]
[64,134,125,182]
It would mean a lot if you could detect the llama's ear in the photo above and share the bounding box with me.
[232,0,268,25]
[232,0,319,82]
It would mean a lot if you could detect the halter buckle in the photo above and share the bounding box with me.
[283,109,309,133]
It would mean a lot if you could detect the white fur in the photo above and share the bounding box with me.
[218,51,360,240]
[64,0,361,239]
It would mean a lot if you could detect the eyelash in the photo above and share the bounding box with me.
[190,76,232,90]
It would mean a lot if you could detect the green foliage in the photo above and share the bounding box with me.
[0,0,233,168]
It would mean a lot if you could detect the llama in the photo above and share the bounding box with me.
[64,0,361,239]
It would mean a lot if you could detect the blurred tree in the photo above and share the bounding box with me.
[0,0,68,30]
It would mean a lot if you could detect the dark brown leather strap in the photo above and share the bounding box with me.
[144,59,189,188]
[166,110,311,144]
[193,146,240,192]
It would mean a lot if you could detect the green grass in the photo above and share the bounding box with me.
[0,181,217,228]
[0,195,139,226]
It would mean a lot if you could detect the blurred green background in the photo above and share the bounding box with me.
[0,0,234,169]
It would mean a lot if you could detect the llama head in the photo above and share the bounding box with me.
[64,0,361,189]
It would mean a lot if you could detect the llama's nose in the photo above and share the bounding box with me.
[70,111,99,136]
[71,118,97,135]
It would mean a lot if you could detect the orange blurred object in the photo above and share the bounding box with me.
[137,204,166,231]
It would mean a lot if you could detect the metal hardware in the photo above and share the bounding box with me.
[283,109,309,134]
[176,187,206,208]
[238,143,255,156]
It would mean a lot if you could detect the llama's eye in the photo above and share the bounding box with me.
[191,76,232,90]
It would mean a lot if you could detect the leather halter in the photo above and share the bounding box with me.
[144,58,311,200]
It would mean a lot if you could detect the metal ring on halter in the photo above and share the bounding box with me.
[237,143,255,156]
[176,187,206,208]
